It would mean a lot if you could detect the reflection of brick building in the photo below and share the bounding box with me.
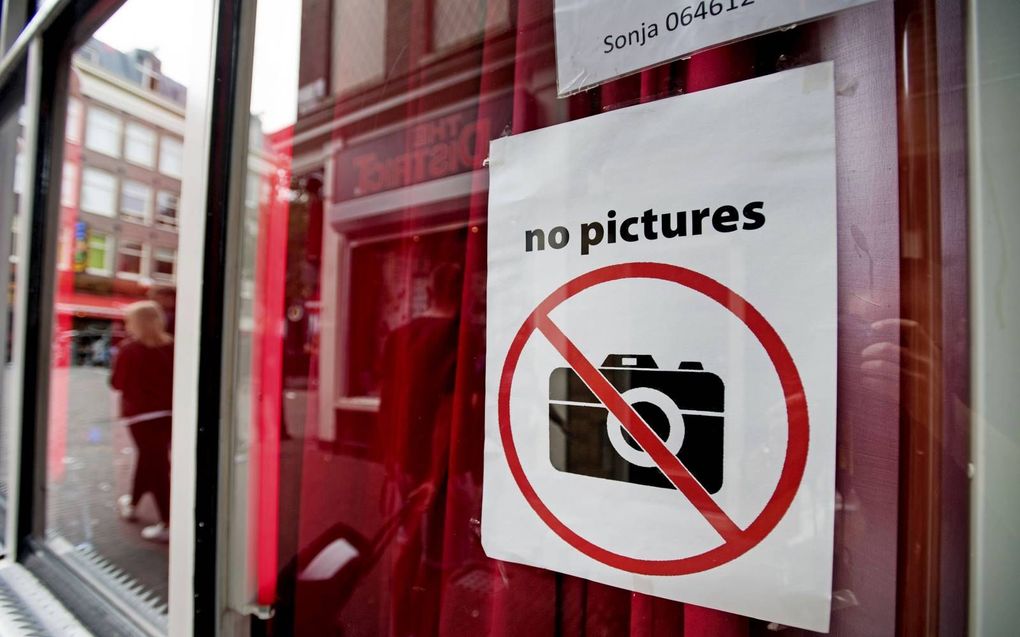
[56,39,185,356]
[283,0,542,443]
[294,0,517,160]
[264,4,550,631]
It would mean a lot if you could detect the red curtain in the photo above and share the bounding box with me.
[274,1,805,636]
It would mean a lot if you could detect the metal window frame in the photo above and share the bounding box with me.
[0,0,33,54]
[0,1,72,84]
[187,0,259,633]
[0,15,29,564]
[0,0,250,634]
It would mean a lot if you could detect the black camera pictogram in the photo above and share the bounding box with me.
[548,355,724,493]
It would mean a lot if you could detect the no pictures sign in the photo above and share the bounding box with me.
[483,64,838,631]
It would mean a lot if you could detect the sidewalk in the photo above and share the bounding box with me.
[47,366,169,610]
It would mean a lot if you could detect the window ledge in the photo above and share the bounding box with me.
[0,562,92,636]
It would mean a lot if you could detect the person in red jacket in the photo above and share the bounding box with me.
[110,300,175,542]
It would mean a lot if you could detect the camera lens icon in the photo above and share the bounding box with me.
[604,387,686,468]
[548,354,725,493]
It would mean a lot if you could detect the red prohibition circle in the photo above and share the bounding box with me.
[498,262,810,575]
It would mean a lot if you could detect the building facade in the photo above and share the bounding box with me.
[58,39,183,358]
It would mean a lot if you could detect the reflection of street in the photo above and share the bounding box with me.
[45,366,168,609]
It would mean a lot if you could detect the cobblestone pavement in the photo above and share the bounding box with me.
[46,365,169,609]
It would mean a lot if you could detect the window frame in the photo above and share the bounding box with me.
[158,135,183,178]
[0,0,228,635]
[0,0,988,636]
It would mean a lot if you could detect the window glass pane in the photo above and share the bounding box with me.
[42,1,199,627]
[432,0,509,51]
[86,232,111,274]
[152,248,175,281]
[158,136,183,178]
[84,105,122,157]
[155,191,178,227]
[116,241,145,278]
[231,1,1019,636]
[80,167,117,216]
[331,0,386,94]
[124,122,156,167]
[238,0,525,632]
[120,179,152,222]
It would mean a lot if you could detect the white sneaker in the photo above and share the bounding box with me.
[140,522,169,542]
[117,495,136,521]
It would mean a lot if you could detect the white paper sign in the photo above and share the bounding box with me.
[555,0,874,95]
[483,63,837,631]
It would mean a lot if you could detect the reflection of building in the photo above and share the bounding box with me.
[54,39,185,356]
[264,5,543,631]
[282,0,538,446]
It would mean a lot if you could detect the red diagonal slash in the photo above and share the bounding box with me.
[535,313,743,543]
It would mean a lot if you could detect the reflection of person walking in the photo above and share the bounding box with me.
[110,301,174,543]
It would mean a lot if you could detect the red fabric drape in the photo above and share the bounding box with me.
[277,2,783,636]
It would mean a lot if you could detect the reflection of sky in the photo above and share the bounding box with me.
[94,0,300,132]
